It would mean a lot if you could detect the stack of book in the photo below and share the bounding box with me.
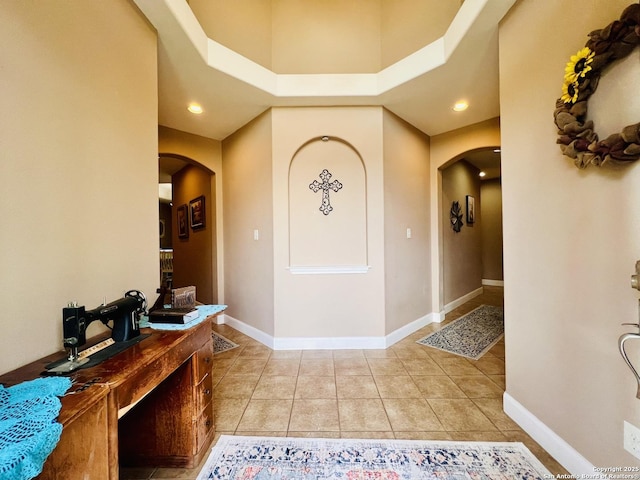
[148,307,199,324]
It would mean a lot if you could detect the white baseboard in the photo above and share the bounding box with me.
[218,311,440,350]
[503,392,595,475]
[482,279,504,287]
[220,314,275,349]
[443,286,483,314]
[385,312,440,347]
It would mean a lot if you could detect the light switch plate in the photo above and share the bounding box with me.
[624,420,640,460]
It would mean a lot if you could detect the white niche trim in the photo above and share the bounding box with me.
[288,265,371,275]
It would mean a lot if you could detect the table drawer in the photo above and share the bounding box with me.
[195,403,214,451]
[195,341,213,381]
[196,373,213,413]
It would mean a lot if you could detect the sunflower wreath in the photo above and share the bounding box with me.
[554,3,640,168]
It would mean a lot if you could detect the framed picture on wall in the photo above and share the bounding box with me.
[190,195,205,230]
[466,195,475,224]
[177,204,189,238]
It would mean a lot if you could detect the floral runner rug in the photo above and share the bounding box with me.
[197,435,551,480]
[416,304,504,360]
[212,331,239,354]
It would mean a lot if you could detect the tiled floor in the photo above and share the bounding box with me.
[120,286,569,479]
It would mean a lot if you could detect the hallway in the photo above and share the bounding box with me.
[121,286,568,479]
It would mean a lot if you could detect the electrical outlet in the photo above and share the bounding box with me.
[624,421,640,460]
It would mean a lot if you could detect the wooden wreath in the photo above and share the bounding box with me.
[554,3,640,168]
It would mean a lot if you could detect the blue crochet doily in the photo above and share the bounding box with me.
[0,377,72,480]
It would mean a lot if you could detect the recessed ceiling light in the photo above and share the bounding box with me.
[493,148,501,153]
[453,101,468,112]
[479,171,486,177]
[188,104,203,114]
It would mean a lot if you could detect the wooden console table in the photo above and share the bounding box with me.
[0,317,215,480]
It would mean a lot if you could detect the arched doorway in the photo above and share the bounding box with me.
[159,154,217,304]
[439,147,502,312]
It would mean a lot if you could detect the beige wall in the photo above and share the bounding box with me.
[222,111,275,336]
[158,126,224,301]
[0,1,158,374]
[441,160,482,305]
[188,0,272,70]
[480,179,503,281]
[500,0,640,467]
[272,107,386,339]
[430,118,501,314]
[382,110,432,334]
[271,0,381,74]
[380,0,459,69]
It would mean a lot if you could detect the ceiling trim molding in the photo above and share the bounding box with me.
[135,0,502,99]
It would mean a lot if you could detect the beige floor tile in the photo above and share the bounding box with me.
[269,350,302,359]
[448,431,508,442]
[287,431,341,438]
[338,398,392,431]
[226,357,268,376]
[487,374,506,389]
[299,358,334,376]
[391,344,431,359]
[334,357,371,375]
[394,431,453,441]
[289,399,340,432]
[301,350,333,358]
[412,375,468,399]
[364,349,398,358]
[423,348,461,362]
[336,375,380,399]
[213,348,242,362]
[295,376,337,398]
[340,431,395,439]
[382,398,444,431]
[471,398,520,430]
[234,430,287,437]
[236,399,293,431]
[332,349,365,358]
[427,398,497,431]
[263,358,301,376]
[238,344,272,358]
[214,374,259,398]
[472,355,506,375]
[488,341,505,358]
[433,357,484,375]
[449,375,504,398]
[374,375,422,398]
[401,357,447,375]
[213,397,249,431]
[252,375,297,399]
[366,358,408,376]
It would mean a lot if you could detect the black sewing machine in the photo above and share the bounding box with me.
[45,290,150,375]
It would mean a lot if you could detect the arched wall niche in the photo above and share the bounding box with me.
[288,136,368,270]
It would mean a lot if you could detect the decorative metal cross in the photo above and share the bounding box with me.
[309,169,343,215]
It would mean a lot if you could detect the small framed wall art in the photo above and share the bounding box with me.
[466,195,475,224]
[177,204,189,238]
[189,195,205,230]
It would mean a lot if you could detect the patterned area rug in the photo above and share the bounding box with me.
[212,331,239,354]
[197,435,551,480]
[416,305,504,360]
